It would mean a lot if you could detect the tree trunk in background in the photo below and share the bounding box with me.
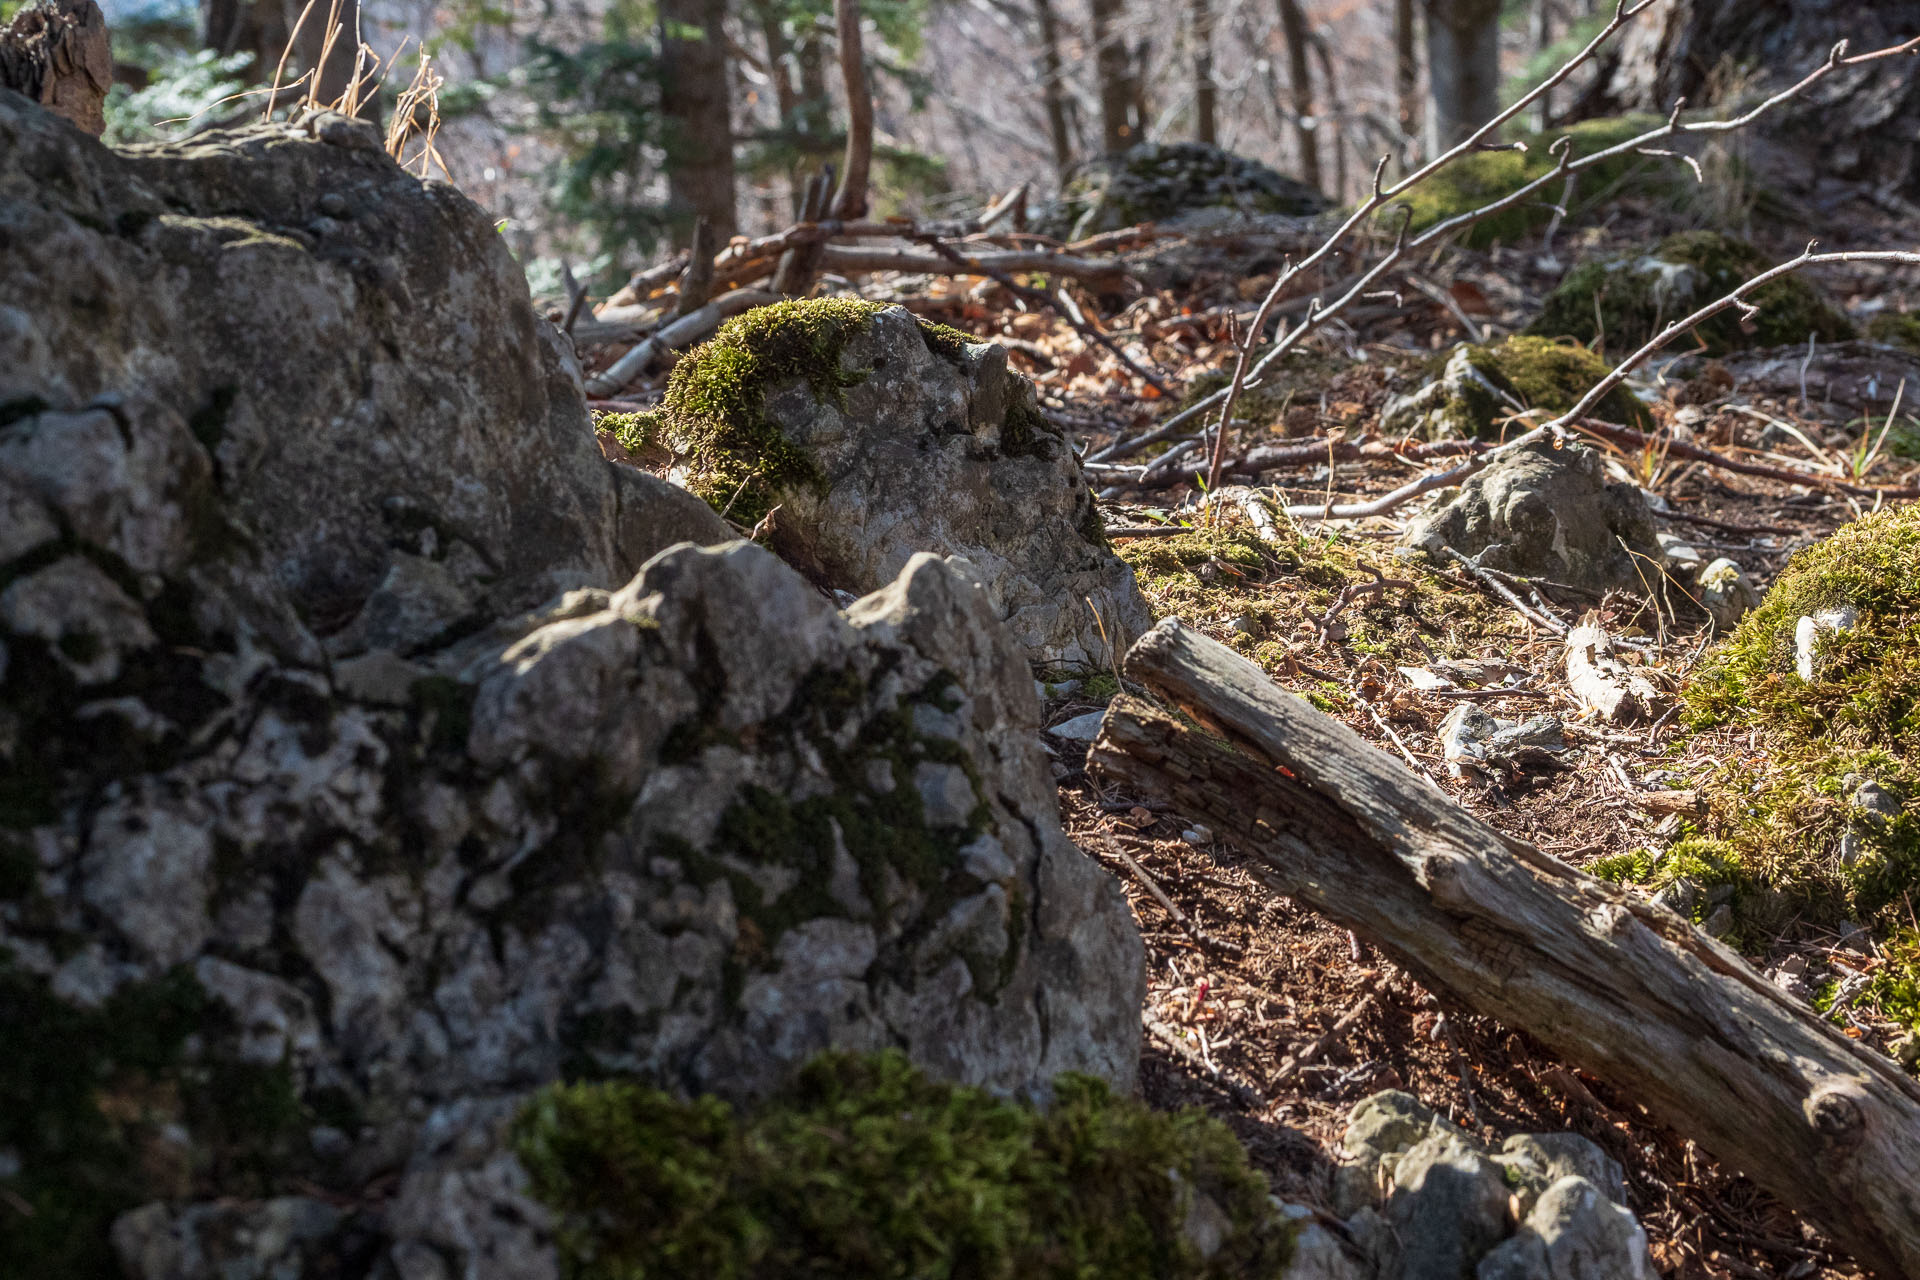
[830,0,871,219]
[1275,0,1318,192]
[201,0,293,79]
[1190,0,1216,145]
[1421,0,1500,152]
[1032,0,1074,177]
[658,0,739,247]
[1393,0,1418,162]
[1090,0,1131,154]
[1309,33,1344,200]
[1,0,110,135]
[294,0,361,107]
[1573,0,1920,197]
[1529,0,1552,131]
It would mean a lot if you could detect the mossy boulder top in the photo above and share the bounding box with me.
[1529,230,1854,356]
[1045,141,1330,239]
[642,299,1152,669]
[1380,336,1651,442]
[0,95,1143,1277]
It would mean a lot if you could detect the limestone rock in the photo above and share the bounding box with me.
[1697,556,1759,631]
[2,98,1143,1276]
[1476,1175,1653,1280]
[1399,440,1661,595]
[661,301,1151,668]
[1044,140,1329,240]
[1379,338,1650,442]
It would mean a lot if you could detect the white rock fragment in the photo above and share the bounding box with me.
[1795,605,1858,680]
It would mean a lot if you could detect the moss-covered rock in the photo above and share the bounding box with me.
[1866,310,1920,354]
[1046,142,1329,239]
[514,1049,1295,1280]
[1656,505,1920,945]
[659,300,1150,668]
[1380,336,1650,440]
[1383,114,1676,249]
[1528,231,1854,356]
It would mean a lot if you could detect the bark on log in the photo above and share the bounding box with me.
[1088,618,1920,1279]
[0,0,110,136]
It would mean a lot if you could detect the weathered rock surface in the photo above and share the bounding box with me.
[1399,440,1661,595]
[0,96,1143,1276]
[665,301,1152,669]
[1379,338,1649,442]
[1046,140,1330,240]
[1334,1091,1651,1280]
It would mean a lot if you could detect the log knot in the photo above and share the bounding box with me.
[1804,1080,1867,1152]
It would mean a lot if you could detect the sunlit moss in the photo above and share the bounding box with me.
[513,1049,1294,1280]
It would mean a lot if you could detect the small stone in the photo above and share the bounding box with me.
[1697,557,1759,630]
[1892,1032,1920,1067]
[1181,825,1212,846]
[1651,876,1700,919]
[1702,903,1734,938]
[1228,614,1261,637]
[1795,605,1857,680]
[1047,710,1106,742]
[318,191,350,218]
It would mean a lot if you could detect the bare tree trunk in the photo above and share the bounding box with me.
[1126,36,1151,141]
[1274,0,1319,191]
[0,0,109,135]
[830,0,871,219]
[1393,0,1418,162]
[294,0,361,108]
[1190,0,1216,145]
[1421,0,1501,152]
[1090,0,1132,155]
[751,0,796,125]
[1576,0,1920,197]
[1032,0,1074,177]
[1309,32,1345,201]
[201,0,293,80]
[658,0,739,247]
[1530,0,1553,131]
[1089,619,1920,1280]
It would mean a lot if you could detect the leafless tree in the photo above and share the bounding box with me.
[659,0,739,244]
[1421,0,1501,151]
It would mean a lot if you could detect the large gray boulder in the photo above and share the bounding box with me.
[0,96,1143,1278]
[1399,441,1661,596]
[658,299,1152,669]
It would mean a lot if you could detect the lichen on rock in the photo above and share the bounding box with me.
[1529,230,1854,356]
[513,1049,1296,1280]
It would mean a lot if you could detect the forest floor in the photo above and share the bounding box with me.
[585,177,1920,1278]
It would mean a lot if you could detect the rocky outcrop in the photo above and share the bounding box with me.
[1398,440,1661,595]
[0,95,1144,1277]
[654,299,1152,670]
[1045,141,1330,240]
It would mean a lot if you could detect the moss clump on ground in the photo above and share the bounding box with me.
[1384,114,1671,249]
[1528,230,1854,356]
[1659,505,1920,947]
[1113,512,1517,672]
[0,962,309,1278]
[514,1049,1293,1280]
[1865,311,1920,354]
[650,297,884,524]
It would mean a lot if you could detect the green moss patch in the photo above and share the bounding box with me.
[1384,114,1673,249]
[1866,311,1920,354]
[514,1049,1293,1280]
[1113,511,1518,675]
[1392,336,1651,439]
[652,298,884,524]
[1655,505,1920,945]
[0,963,308,1278]
[1529,231,1854,356]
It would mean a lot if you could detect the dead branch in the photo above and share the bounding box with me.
[1089,619,1920,1278]
[816,243,1130,287]
[1564,613,1665,723]
[581,289,777,397]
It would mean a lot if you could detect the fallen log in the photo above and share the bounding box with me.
[581,288,776,397]
[1088,618,1920,1278]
